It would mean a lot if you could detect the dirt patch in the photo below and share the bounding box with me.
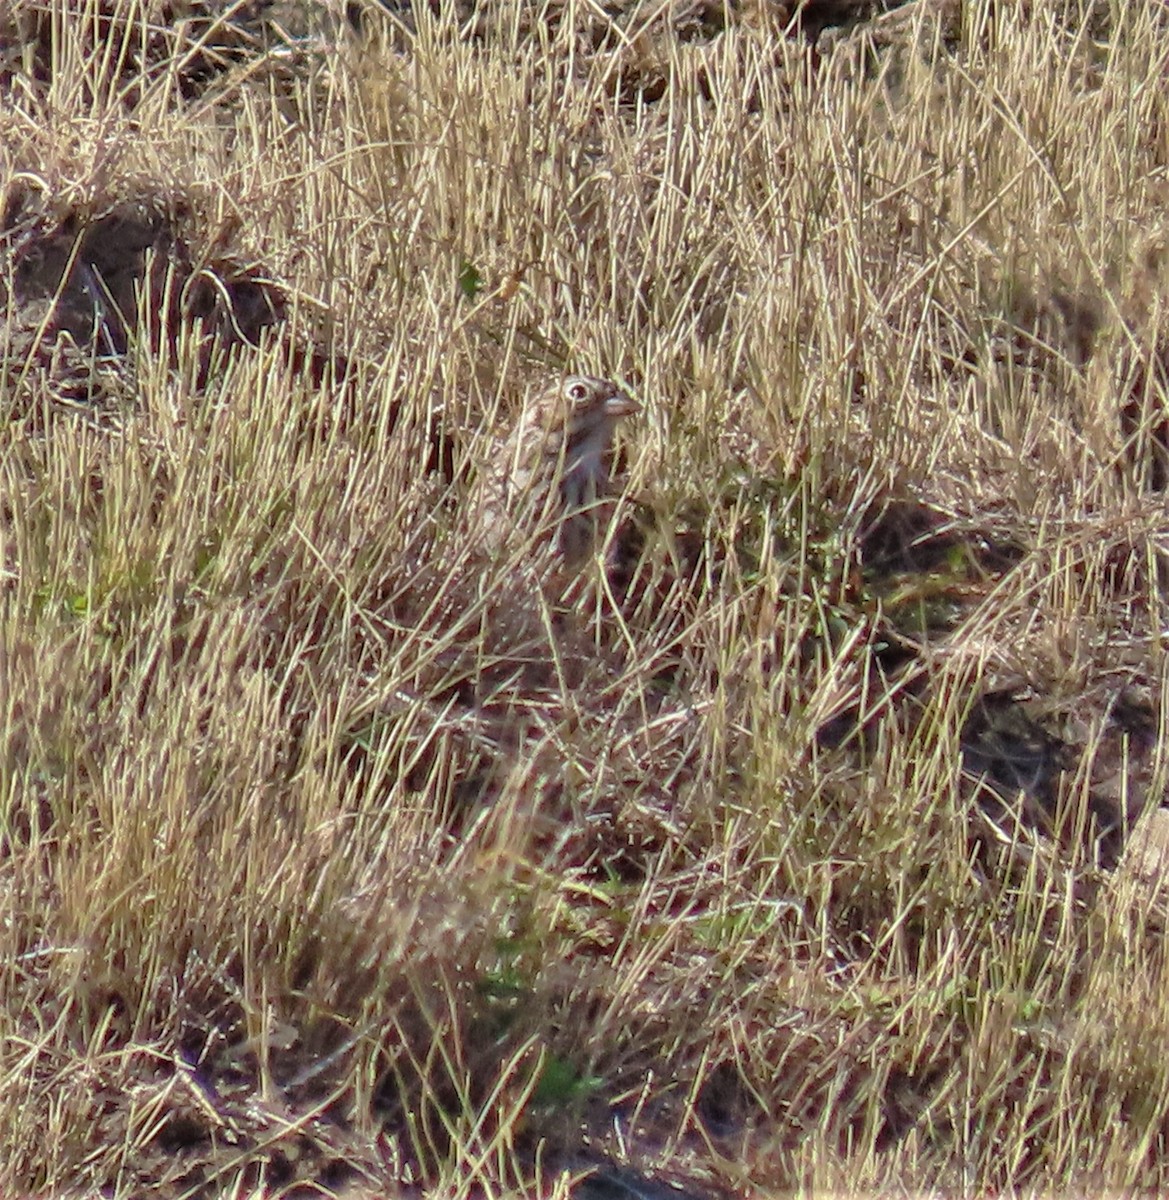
[0,184,301,416]
[1,178,386,449]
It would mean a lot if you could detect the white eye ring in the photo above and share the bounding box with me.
[566,378,593,404]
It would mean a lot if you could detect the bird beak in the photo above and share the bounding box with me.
[604,390,640,418]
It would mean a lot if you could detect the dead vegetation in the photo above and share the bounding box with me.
[4,0,1169,1196]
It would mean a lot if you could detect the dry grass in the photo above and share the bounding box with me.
[4,0,1169,1196]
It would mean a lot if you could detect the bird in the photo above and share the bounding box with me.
[477,374,641,565]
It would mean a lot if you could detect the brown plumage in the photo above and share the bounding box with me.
[478,375,640,564]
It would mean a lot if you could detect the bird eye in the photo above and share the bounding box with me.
[566,379,592,404]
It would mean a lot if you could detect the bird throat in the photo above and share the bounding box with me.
[556,418,612,514]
